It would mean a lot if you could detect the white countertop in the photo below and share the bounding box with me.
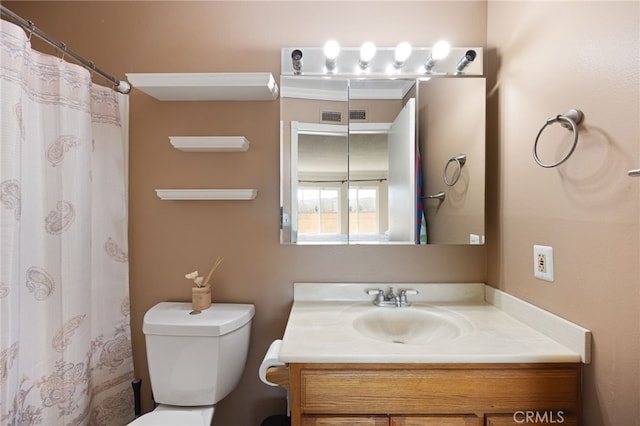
[279,283,591,364]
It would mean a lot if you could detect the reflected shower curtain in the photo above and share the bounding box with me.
[0,20,134,425]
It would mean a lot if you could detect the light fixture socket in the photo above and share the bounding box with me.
[291,49,303,74]
[455,49,477,73]
[325,57,337,72]
[424,56,437,73]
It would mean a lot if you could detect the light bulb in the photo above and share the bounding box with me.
[424,40,451,73]
[323,40,340,60]
[431,40,451,60]
[323,40,340,71]
[359,41,376,68]
[394,42,412,68]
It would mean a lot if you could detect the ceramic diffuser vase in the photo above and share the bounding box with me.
[191,284,212,311]
[184,256,224,313]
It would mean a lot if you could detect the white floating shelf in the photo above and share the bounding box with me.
[155,189,258,200]
[169,136,250,152]
[126,72,279,101]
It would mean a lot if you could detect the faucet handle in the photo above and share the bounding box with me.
[367,289,385,305]
[399,289,419,306]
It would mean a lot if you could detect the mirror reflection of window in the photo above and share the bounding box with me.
[294,128,348,243]
[349,187,378,235]
[298,188,340,235]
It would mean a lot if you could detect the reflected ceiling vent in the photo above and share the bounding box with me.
[320,110,342,123]
[350,109,367,121]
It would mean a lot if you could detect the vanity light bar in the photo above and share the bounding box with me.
[282,46,483,77]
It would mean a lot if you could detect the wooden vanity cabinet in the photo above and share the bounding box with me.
[302,415,480,426]
[391,416,481,425]
[289,363,581,426]
[302,416,389,426]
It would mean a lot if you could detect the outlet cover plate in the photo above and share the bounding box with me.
[534,245,554,282]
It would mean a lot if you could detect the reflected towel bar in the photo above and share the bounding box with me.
[423,191,446,201]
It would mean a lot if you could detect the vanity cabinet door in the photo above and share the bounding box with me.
[391,415,481,425]
[302,416,389,426]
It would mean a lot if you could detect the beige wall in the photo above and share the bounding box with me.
[3,2,487,425]
[486,2,640,425]
[4,1,638,425]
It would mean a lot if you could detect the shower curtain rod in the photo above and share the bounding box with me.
[0,5,131,94]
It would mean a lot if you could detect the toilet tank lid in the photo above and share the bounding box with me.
[143,302,255,337]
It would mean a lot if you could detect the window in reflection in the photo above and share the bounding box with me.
[298,188,340,235]
[349,187,378,235]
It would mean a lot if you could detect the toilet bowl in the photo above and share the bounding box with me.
[128,302,255,425]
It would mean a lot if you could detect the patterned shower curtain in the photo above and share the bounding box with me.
[0,20,134,425]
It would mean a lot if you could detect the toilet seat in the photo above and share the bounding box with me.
[128,406,215,426]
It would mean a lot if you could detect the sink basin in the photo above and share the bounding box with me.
[352,307,470,345]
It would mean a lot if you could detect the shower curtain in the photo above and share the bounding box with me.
[0,20,134,426]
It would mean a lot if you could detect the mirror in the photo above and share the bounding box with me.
[419,77,485,245]
[280,75,485,245]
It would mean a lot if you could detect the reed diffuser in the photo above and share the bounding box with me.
[185,256,224,313]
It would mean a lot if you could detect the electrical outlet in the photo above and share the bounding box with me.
[533,245,554,282]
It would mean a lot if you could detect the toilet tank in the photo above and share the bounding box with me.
[143,302,255,406]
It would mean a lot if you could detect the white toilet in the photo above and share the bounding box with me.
[129,302,255,426]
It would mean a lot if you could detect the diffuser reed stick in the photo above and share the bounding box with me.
[203,256,224,286]
[185,256,224,288]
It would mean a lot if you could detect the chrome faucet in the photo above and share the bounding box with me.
[367,287,418,307]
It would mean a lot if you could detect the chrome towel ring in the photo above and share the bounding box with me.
[443,153,467,186]
[533,109,584,168]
